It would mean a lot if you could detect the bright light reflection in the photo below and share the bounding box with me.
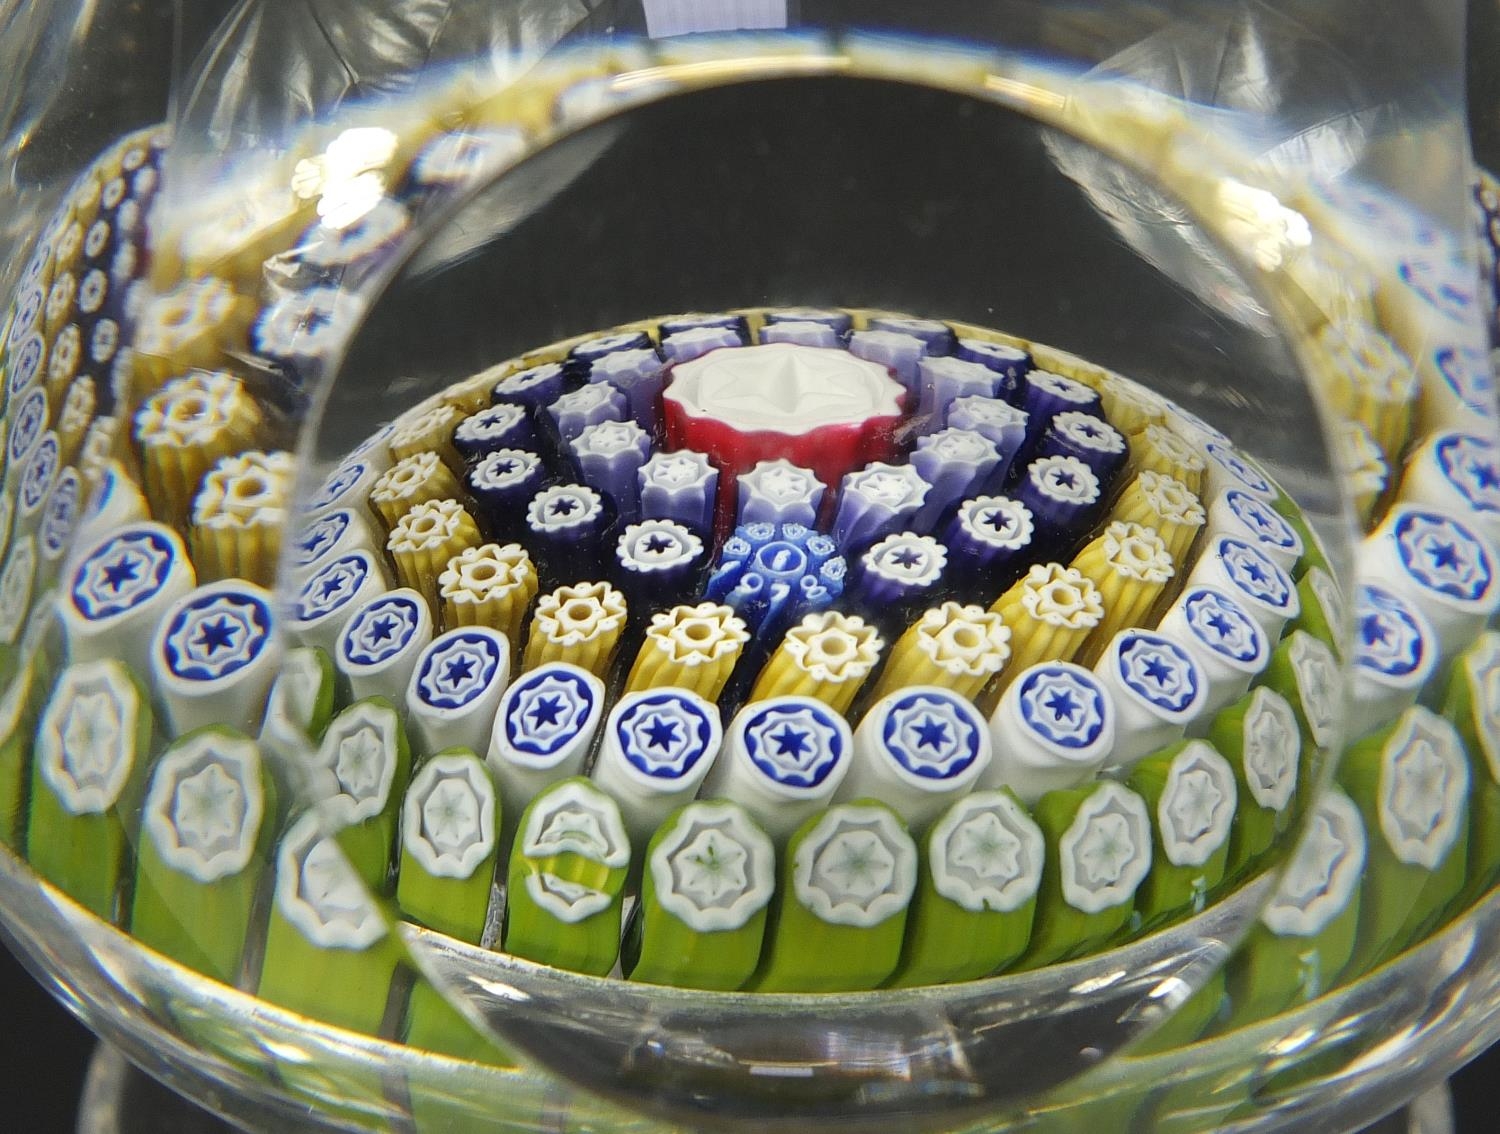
[291,127,399,229]
[1217,178,1313,271]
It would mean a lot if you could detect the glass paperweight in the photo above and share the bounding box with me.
[0,1,1496,1131]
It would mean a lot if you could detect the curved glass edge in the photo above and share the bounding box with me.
[0,4,1488,1128]
[180,43,1353,1113]
[3,840,1500,1134]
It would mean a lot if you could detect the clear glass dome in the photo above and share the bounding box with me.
[0,2,1494,1131]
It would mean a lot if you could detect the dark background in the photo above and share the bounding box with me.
[3,1,1500,1129]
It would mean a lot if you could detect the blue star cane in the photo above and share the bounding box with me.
[915,355,1004,427]
[614,519,708,632]
[1012,455,1103,552]
[59,521,196,673]
[405,626,512,759]
[1037,411,1129,484]
[849,328,926,397]
[486,661,607,839]
[760,319,841,348]
[287,507,382,583]
[567,329,653,376]
[941,495,1035,604]
[525,483,611,587]
[836,686,993,831]
[1090,629,1210,771]
[150,580,280,736]
[832,463,930,554]
[954,337,1030,400]
[869,314,954,355]
[546,380,628,448]
[946,396,1028,486]
[588,347,667,434]
[909,427,1002,531]
[844,532,948,639]
[491,360,568,413]
[337,588,434,704]
[638,450,718,536]
[288,549,389,655]
[736,459,825,528]
[661,324,743,365]
[464,448,547,542]
[1184,533,1301,642]
[1018,369,1104,438]
[569,418,652,523]
[1156,585,1271,717]
[983,662,1116,803]
[1347,583,1437,732]
[452,402,534,461]
[702,696,853,844]
[658,311,750,342]
[590,687,725,852]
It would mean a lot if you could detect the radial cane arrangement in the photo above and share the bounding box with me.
[0,38,1498,1088]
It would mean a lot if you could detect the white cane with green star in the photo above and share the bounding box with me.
[887,789,1044,987]
[27,658,153,922]
[131,725,276,984]
[1208,686,1302,881]
[749,800,917,993]
[395,747,500,945]
[627,799,775,990]
[1016,780,1152,970]
[1335,706,1469,980]
[1125,739,1238,933]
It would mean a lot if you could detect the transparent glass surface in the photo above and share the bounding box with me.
[0,2,1494,1131]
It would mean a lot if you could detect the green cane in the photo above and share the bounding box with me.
[1439,630,1500,913]
[402,976,514,1066]
[307,696,413,893]
[1223,787,1366,1029]
[1208,687,1302,881]
[258,645,337,770]
[27,659,153,922]
[1283,566,1344,661]
[1015,780,1153,970]
[1127,740,1238,932]
[886,789,1044,987]
[257,810,404,1037]
[1257,629,1340,795]
[750,800,917,993]
[396,748,501,944]
[131,726,276,985]
[502,778,631,977]
[627,799,775,991]
[0,647,38,849]
[1336,706,1470,981]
